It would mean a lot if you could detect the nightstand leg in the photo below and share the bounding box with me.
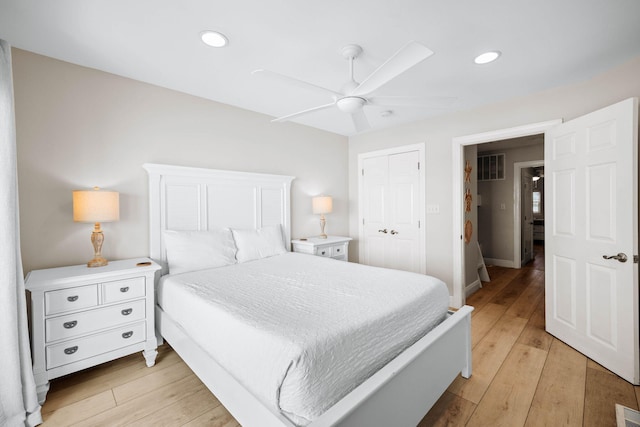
[35,378,50,405]
[143,347,158,367]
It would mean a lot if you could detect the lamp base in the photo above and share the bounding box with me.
[87,256,108,268]
[87,224,108,268]
[318,214,328,239]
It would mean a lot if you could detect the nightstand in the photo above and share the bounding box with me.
[291,236,352,261]
[25,258,161,403]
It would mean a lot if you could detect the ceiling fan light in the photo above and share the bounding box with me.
[201,30,228,48]
[474,51,501,64]
[336,97,365,113]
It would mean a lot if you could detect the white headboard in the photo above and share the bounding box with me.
[143,163,294,271]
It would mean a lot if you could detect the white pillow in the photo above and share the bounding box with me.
[232,225,287,263]
[163,229,237,274]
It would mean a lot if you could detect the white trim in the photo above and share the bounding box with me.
[513,160,544,268]
[452,119,561,308]
[465,278,482,297]
[484,257,516,268]
[357,143,426,274]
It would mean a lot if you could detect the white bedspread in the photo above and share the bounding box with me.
[157,252,449,425]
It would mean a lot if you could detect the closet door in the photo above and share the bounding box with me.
[361,150,422,273]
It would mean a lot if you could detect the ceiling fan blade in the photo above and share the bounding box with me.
[351,110,371,133]
[368,95,457,108]
[272,102,336,123]
[351,42,434,97]
[253,69,342,98]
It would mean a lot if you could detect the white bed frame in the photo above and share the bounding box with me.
[144,163,473,427]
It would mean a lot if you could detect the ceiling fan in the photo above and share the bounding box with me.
[253,41,456,133]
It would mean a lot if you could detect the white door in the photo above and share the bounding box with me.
[545,97,639,384]
[521,169,534,266]
[361,150,422,273]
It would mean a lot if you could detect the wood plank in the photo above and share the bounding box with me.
[182,404,240,427]
[447,314,528,404]
[505,279,543,319]
[43,345,182,413]
[71,374,206,427]
[466,343,547,427]
[112,355,196,403]
[516,297,553,351]
[41,390,115,426]
[469,303,507,348]
[132,386,222,426]
[418,391,477,427]
[466,268,519,310]
[490,269,540,307]
[584,366,638,427]
[525,338,586,427]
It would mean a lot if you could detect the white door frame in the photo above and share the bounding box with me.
[514,160,544,268]
[452,120,561,308]
[358,143,426,274]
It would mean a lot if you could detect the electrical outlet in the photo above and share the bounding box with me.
[426,204,440,214]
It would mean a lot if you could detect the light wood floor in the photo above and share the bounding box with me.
[40,245,639,426]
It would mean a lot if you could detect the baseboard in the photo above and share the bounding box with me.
[465,278,482,297]
[484,257,516,268]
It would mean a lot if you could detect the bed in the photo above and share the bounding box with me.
[144,163,473,427]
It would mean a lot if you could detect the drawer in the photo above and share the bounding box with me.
[45,285,98,316]
[332,244,347,257]
[315,247,332,257]
[103,277,146,303]
[46,299,146,342]
[46,321,146,369]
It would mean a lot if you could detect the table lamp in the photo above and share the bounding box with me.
[312,195,333,239]
[73,186,120,267]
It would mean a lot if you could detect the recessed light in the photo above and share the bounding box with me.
[200,31,228,48]
[474,51,501,64]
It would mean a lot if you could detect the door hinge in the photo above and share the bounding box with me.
[418,162,420,170]
[634,255,639,264]
[362,218,365,225]
[418,220,421,228]
[362,169,364,176]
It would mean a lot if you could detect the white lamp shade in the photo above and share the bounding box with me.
[312,196,333,215]
[73,188,120,223]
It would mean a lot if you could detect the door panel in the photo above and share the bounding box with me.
[545,97,639,384]
[361,150,422,272]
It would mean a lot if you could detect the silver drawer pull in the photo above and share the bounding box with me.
[121,308,133,316]
[120,286,129,293]
[63,320,77,329]
[122,331,133,339]
[64,346,78,355]
[67,295,79,302]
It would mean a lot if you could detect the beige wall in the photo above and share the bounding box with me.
[477,141,544,263]
[12,49,348,273]
[349,55,640,293]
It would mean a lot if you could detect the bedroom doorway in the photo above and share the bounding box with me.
[452,120,561,307]
[454,98,640,384]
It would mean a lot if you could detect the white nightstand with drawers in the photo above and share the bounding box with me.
[291,236,352,261]
[25,257,161,403]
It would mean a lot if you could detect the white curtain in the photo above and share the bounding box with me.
[0,39,43,427]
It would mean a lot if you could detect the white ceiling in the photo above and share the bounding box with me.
[1,0,639,136]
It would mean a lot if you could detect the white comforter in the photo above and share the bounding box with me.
[157,252,449,425]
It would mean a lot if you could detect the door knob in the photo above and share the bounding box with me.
[603,253,628,263]
[378,229,388,234]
